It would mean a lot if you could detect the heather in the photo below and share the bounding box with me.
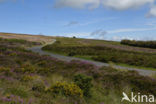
[121,39,156,49]
[0,38,156,104]
[0,38,41,47]
[42,38,156,69]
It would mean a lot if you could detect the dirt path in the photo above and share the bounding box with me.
[28,39,156,76]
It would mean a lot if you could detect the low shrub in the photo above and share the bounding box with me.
[4,87,28,98]
[0,67,12,76]
[21,75,35,82]
[48,82,83,98]
[21,64,36,73]
[43,42,156,68]
[32,81,45,92]
[74,74,93,97]
[121,39,156,49]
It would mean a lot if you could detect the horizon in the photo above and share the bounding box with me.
[0,0,156,41]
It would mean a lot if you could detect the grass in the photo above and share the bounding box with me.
[54,37,121,46]
[116,63,156,71]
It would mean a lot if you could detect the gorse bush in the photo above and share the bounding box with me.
[48,82,83,98]
[121,39,156,49]
[74,74,93,97]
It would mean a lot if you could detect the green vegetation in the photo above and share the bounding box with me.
[42,38,156,69]
[0,37,41,47]
[74,74,93,97]
[121,39,156,49]
[0,37,156,104]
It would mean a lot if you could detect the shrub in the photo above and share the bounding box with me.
[0,67,12,76]
[9,52,17,56]
[21,75,34,82]
[74,74,93,97]
[0,95,26,104]
[21,64,36,73]
[42,41,156,68]
[32,81,45,92]
[37,68,51,75]
[68,52,76,56]
[121,39,156,49]
[4,87,28,98]
[48,82,83,98]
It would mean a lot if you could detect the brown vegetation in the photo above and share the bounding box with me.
[0,32,54,44]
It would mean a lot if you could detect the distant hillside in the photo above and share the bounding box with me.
[0,35,156,104]
[121,39,156,49]
[0,32,54,44]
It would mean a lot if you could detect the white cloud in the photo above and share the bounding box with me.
[102,0,154,10]
[108,27,156,34]
[54,0,156,17]
[147,5,156,17]
[90,29,107,38]
[54,0,154,10]
[54,0,100,9]
[111,36,135,41]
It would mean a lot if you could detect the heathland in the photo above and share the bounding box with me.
[42,37,156,69]
[0,33,156,104]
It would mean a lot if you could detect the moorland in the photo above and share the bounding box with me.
[0,33,156,104]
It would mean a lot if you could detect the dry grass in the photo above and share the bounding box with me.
[0,32,54,44]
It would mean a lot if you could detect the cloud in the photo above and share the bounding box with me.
[102,0,154,10]
[147,5,156,17]
[90,29,107,38]
[54,0,156,17]
[54,0,100,9]
[108,27,156,34]
[111,36,135,41]
[54,0,154,10]
[65,21,79,27]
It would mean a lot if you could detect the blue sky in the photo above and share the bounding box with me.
[0,0,156,41]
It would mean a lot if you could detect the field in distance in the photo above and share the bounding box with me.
[42,37,156,70]
[0,32,54,44]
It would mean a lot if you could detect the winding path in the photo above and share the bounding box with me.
[28,39,156,76]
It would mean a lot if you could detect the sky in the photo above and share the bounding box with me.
[0,0,156,41]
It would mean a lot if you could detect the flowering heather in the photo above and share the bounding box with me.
[0,37,156,104]
[0,95,32,104]
[68,60,99,72]
[0,75,15,81]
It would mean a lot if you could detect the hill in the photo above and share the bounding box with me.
[42,37,156,70]
[0,32,54,44]
[0,33,156,104]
